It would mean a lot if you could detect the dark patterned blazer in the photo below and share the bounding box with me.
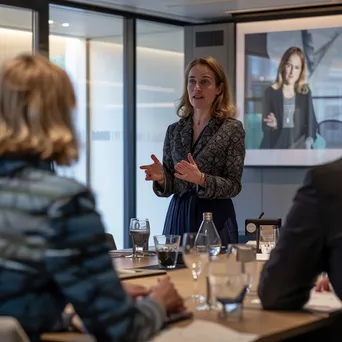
[153,115,246,199]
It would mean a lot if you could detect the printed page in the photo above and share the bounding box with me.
[305,290,342,312]
[152,320,258,342]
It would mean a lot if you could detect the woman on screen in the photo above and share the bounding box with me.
[259,46,318,149]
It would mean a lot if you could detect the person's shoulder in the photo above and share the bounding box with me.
[221,117,245,136]
[36,171,95,218]
[0,168,94,216]
[267,85,278,94]
[25,169,94,211]
[167,117,190,134]
[26,168,90,199]
[307,158,342,195]
[167,121,179,131]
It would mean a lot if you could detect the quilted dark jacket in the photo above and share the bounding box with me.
[0,158,165,342]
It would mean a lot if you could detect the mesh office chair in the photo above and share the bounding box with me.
[318,119,342,148]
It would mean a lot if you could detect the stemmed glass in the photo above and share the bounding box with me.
[126,218,150,258]
[182,232,209,307]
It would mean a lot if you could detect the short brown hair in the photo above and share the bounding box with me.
[0,53,78,166]
[176,56,236,120]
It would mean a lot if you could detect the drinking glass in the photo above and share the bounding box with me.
[153,235,180,269]
[259,225,279,254]
[182,232,209,306]
[209,244,256,320]
[127,218,150,258]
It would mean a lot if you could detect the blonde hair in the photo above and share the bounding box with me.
[176,56,236,120]
[0,53,78,166]
[272,47,308,94]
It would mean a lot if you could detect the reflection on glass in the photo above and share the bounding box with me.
[136,20,184,245]
[209,244,256,320]
[49,5,124,248]
[128,218,150,258]
[182,232,209,307]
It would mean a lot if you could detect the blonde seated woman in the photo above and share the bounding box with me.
[0,53,185,342]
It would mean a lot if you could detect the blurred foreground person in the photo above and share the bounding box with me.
[0,53,184,342]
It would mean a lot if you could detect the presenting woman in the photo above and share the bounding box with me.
[260,46,318,149]
[140,56,245,245]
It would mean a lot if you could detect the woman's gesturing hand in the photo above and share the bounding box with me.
[174,153,204,186]
[140,154,164,182]
[264,112,278,129]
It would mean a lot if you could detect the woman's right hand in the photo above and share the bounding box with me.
[140,154,164,182]
[264,112,278,129]
[150,276,185,314]
[315,277,331,292]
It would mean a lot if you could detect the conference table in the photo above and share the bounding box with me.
[42,251,342,342]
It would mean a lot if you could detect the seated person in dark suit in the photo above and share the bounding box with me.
[258,157,342,310]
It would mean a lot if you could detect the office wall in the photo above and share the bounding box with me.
[185,24,309,231]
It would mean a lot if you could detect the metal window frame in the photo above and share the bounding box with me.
[0,1,49,56]
[123,17,137,248]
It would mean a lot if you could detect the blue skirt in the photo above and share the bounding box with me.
[162,188,238,246]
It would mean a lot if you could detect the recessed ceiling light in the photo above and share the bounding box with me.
[62,22,70,27]
[48,20,54,24]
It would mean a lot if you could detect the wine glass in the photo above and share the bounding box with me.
[182,232,209,306]
[126,218,150,258]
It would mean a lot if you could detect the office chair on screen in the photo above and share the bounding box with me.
[318,119,342,148]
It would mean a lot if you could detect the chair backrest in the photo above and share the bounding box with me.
[105,233,117,250]
[0,317,30,342]
[318,120,342,148]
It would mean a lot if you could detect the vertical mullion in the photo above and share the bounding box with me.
[85,39,92,187]
[32,2,49,56]
[123,17,137,248]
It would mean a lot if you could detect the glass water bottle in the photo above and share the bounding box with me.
[197,212,222,256]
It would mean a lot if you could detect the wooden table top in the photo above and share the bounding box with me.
[43,253,340,342]
[115,255,337,342]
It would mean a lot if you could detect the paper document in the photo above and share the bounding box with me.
[305,290,342,312]
[246,241,257,246]
[256,253,269,261]
[152,320,258,342]
[251,290,342,313]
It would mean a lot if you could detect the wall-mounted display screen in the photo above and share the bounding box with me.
[236,15,342,166]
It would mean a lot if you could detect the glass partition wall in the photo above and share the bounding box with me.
[47,5,184,248]
[136,20,184,245]
[0,1,184,249]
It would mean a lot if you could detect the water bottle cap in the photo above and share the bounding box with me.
[203,212,213,220]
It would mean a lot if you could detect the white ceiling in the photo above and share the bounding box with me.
[0,5,184,52]
[0,0,341,52]
[68,0,342,23]
[0,5,180,38]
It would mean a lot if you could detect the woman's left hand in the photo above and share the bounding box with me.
[174,153,202,185]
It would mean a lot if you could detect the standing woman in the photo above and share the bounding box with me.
[140,56,245,245]
[259,46,318,149]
